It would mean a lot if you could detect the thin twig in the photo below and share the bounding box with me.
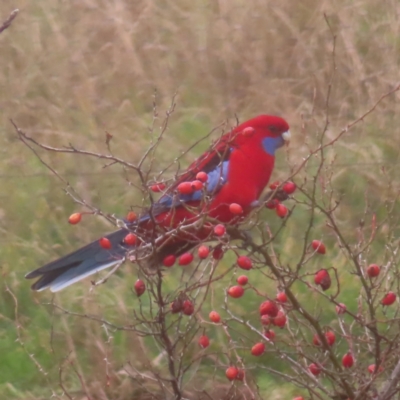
[0,9,19,34]
[378,359,400,400]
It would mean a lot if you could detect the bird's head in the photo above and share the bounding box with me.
[232,115,291,156]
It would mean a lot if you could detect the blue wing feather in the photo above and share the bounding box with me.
[149,159,230,216]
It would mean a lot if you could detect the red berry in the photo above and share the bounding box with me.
[229,203,243,215]
[264,329,276,341]
[342,352,354,368]
[214,224,226,236]
[336,303,347,314]
[191,180,203,191]
[99,237,112,249]
[209,311,221,323]
[311,240,326,254]
[197,245,210,259]
[265,199,279,209]
[325,331,336,346]
[235,369,245,381]
[179,252,194,266]
[177,182,194,195]
[367,264,380,278]
[313,331,335,346]
[134,279,146,296]
[251,342,265,356]
[124,233,137,246]
[225,366,239,381]
[242,126,255,137]
[367,364,375,374]
[308,363,321,376]
[196,171,208,182]
[269,181,280,190]
[276,292,288,303]
[237,275,248,286]
[275,203,288,218]
[382,291,396,306]
[150,183,166,192]
[68,213,82,225]
[273,311,287,328]
[170,299,183,314]
[368,364,384,374]
[182,300,194,315]
[198,335,210,348]
[293,397,305,400]
[259,300,279,317]
[163,254,176,267]
[314,269,331,291]
[261,315,271,325]
[212,246,224,260]
[282,181,297,194]
[237,255,252,270]
[312,334,320,346]
[126,211,137,223]
[228,285,244,298]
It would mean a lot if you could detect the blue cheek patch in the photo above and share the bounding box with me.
[262,136,284,156]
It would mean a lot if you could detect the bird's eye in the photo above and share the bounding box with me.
[268,125,279,134]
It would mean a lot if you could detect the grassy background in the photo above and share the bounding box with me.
[0,0,400,399]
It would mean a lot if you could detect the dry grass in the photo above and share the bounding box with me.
[0,0,400,398]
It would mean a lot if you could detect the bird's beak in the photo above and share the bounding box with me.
[282,130,291,145]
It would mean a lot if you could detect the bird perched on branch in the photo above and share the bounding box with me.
[26,115,290,292]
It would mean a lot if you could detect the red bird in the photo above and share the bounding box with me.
[26,115,290,291]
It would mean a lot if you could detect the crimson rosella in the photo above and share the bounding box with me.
[26,115,290,291]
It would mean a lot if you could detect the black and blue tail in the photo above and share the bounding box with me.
[26,229,130,292]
